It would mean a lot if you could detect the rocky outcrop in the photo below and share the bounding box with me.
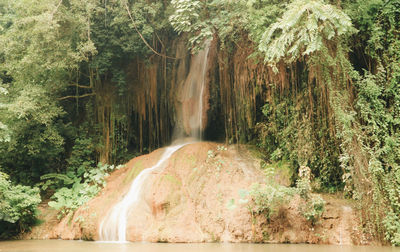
[27,142,368,245]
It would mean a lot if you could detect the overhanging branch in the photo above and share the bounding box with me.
[124,2,182,60]
[58,93,96,100]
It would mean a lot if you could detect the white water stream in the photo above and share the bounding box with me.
[181,40,211,139]
[198,40,210,140]
[99,42,211,242]
[99,143,189,241]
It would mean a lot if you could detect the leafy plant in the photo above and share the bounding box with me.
[169,0,287,50]
[296,166,325,225]
[259,0,356,70]
[47,162,122,219]
[383,211,400,246]
[301,195,325,225]
[0,171,41,239]
[0,84,10,143]
[249,183,294,221]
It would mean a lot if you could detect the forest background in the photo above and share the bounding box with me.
[0,0,399,245]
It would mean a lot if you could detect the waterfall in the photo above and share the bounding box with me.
[180,40,211,139]
[198,40,210,140]
[99,143,189,241]
[99,41,211,242]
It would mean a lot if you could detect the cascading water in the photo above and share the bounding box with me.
[99,41,211,242]
[180,40,211,139]
[99,143,189,241]
[197,40,210,140]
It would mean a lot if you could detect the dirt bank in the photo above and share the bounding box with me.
[26,142,372,245]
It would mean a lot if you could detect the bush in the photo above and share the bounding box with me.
[48,182,99,219]
[0,171,41,239]
[249,183,295,221]
[296,166,325,225]
[257,99,342,191]
[46,162,122,219]
[301,194,325,226]
[383,211,400,246]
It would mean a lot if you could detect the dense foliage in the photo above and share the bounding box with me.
[0,0,398,245]
[0,0,172,238]
[0,172,41,239]
[44,162,122,219]
[346,0,400,245]
[170,0,400,245]
[0,0,172,184]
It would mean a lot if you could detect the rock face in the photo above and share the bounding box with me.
[27,142,368,245]
[30,142,264,242]
[139,142,263,242]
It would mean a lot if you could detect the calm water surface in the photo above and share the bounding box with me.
[1,240,399,252]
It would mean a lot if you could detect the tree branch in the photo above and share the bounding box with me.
[58,93,96,100]
[124,2,182,60]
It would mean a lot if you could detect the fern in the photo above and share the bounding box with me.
[259,0,356,70]
[40,173,75,185]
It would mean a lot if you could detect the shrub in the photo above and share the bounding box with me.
[296,166,325,225]
[249,183,295,221]
[301,194,325,226]
[48,182,99,219]
[0,171,41,239]
[46,163,122,219]
[383,211,400,246]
